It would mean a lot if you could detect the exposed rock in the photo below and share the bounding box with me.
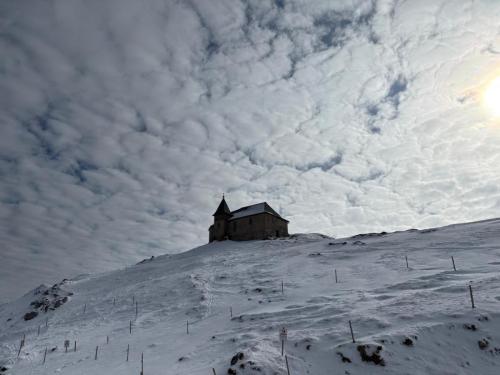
[230,352,244,365]
[337,351,352,363]
[23,311,38,321]
[478,339,489,350]
[137,256,155,265]
[420,228,437,234]
[27,283,71,318]
[402,337,413,346]
[227,369,236,375]
[357,344,385,366]
[463,324,477,331]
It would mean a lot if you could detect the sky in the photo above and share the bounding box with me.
[1,0,500,301]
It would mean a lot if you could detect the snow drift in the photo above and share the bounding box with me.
[3,218,500,374]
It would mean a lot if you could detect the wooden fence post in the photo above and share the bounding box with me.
[17,337,25,358]
[186,320,189,334]
[106,335,109,344]
[95,346,99,360]
[212,368,217,375]
[281,280,284,295]
[230,307,232,318]
[129,320,132,334]
[335,269,338,283]
[126,344,130,362]
[140,352,144,375]
[279,327,288,356]
[405,256,409,269]
[43,347,47,364]
[135,301,138,319]
[83,304,86,314]
[349,320,355,343]
[452,256,456,271]
[469,284,475,308]
[74,340,77,352]
[285,355,291,375]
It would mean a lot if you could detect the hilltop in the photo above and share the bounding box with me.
[2,219,500,374]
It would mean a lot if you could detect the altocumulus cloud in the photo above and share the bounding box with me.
[1,0,500,301]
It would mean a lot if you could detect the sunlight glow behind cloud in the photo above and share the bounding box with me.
[1,0,500,300]
[484,77,500,117]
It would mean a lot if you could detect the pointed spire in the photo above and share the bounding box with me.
[213,195,231,217]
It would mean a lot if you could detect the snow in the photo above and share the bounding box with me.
[229,203,282,221]
[3,218,500,374]
[230,203,267,220]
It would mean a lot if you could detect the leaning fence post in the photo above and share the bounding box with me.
[126,344,130,362]
[129,320,132,334]
[43,347,47,364]
[334,269,338,283]
[285,355,291,375]
[452,256,456,271]
[83,304,86,314]
[135,301,138,319]
[405,256,409,269]
[212,368,217,375]
[17,336,25,358]
[349,320,355,343]
[230,306,232,318]
[37,325,40,336]
[106,335,109,344]
[140,352,144,375]
[281,280,284,295]
[95,346,99,360]
[469,284,475,308]
[186,320,189,334]
[74,340,77,352]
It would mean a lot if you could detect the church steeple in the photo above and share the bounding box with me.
[213,194,231,217]
[210,195,231,242]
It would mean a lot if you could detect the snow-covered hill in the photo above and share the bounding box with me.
[3,219,500,374]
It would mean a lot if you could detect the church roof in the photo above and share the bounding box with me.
[213,196,231,216]
[229,202,288,222]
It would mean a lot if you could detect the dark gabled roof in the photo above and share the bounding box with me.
[229,202,288,222]
[213,196,231,216]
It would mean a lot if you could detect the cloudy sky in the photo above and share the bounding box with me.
[1,0,500,301]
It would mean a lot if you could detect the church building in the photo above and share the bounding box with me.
[209,196,289,242]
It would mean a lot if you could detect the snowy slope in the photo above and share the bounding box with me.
[3,219,500,374]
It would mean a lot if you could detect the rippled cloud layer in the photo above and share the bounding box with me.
[1,0,500,300]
